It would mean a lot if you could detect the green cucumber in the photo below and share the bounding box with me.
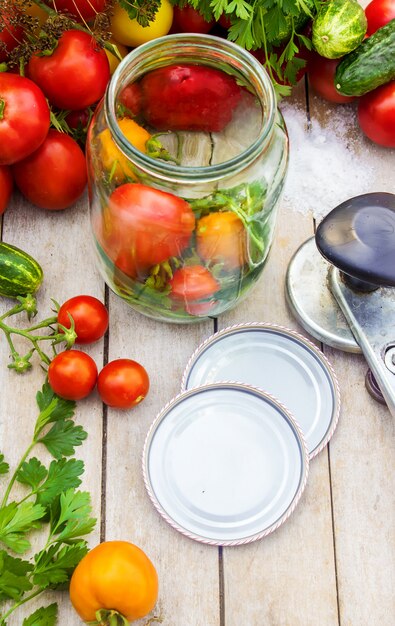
[0,242,43,297]
[312,0,367,59]
[335,19,395,96]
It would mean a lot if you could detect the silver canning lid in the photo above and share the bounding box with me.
[181,323,341,458]
[142,382,309,546]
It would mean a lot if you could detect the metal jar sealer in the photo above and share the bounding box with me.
[286,192,395,417]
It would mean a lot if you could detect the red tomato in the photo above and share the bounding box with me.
[47,0,107,22]
[169,265,220,315]
[57,295,109,344]
[97,359,150,409]
[0,165,13,215]
[48,350,98,400]
[118,82,142,117]
[28,29,110,110]
[0,73,50,165]
[308,53,356,103]
[218,13,232,30]
[98,183,195,277]
[0,17,24,62]
[172,6,214,33]
[13,130,87,210]
[365,0,395,35]
[358,81,395,148]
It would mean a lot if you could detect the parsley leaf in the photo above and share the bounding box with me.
[38,420,87,460]
[118,0,162,26]
[35,459,84,508]
[34,383,76,439]
[0,502,46,554]
[0,550,33,601]
[51,490,97,542]
[16,458,48,491]
[22,603,58,626]
[33,542,89,589]
[0,454,9,476]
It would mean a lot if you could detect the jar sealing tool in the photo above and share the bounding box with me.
[286,192,395,416]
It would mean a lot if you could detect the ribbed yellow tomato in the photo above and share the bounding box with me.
[69,541,159,623]
[98,118,151,182]
[110,0,173,47]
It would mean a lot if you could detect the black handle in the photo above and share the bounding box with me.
[315,192,395,289]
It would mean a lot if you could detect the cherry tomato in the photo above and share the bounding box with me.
[48,350,98,401]
[57,295,109,344]
[97,359,150,409]
[358,81,395,148]
[172,6,214,33]
[196,211,247,269]
[365,0,395,35]
[110,0,173,47]
[118,82,142,117]
[0,165,13,215]
[97,183,195,277]
[98,118,151,182]
[69,541,158,622]
[169,265,220,315]
[28,29,110,110]
[308,52,356,103]
[13,130,87,210]
[0,73,50,165]
[47,0,107,22]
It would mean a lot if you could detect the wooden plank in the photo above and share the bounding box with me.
[0,192,104,624]
[103,296,220,625]
[306,85,395,623]
[216,83,340,624]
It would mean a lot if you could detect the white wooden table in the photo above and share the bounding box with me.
[1,20,395,626]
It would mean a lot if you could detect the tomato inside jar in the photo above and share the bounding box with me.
[87,34,288,323]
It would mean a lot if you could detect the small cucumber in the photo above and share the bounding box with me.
[335,19,395,96]
[0,242,43,297]
[312,0,367,59]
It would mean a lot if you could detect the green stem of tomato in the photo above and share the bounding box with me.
[0,98,5,120]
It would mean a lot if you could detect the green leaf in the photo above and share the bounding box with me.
[118,0,161,26]
[35,459,84,508]
[0,502,46,554]
[33,541,88,589]
[0,550,33,601]
[51,490,96,541]
[34,383,75,438]
[22,603,58,626]
[16,458,48,490]
[0,453,9,475]
[38,420,88,459]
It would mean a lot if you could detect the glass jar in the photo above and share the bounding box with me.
[87,34,288,323]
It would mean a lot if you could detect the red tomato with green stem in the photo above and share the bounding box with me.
[169,265,220,315]
[365,0,395,35]
[0,73,50,165]
[308,52,356,103]
[0,164,13,214]
[48,350,98,401]
[12,129,87,210]
[97,359,150,409]
[357,81,395,148]
[57,295,109,344]
[28,29,110,110]
[172,6,214,33]
[99,183,195,277]
[47,0,107,22]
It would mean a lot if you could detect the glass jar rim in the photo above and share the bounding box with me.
[106,33,277,183]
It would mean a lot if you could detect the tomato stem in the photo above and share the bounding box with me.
[90,609,130,626]
[0,98,5,120]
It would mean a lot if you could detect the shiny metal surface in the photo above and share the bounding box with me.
[285,238,361,353]
[143,383,309,545]
[329,267,395,418]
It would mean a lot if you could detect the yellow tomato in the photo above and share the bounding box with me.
[196,211,248,269]
[110,0,173,47]
[98,118,151,182]
[105,38,129,75]
[25,3,48,27]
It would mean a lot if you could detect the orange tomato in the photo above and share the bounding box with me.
[98,118,151,182]
[69,540,159,622]
[196,211,247,269]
